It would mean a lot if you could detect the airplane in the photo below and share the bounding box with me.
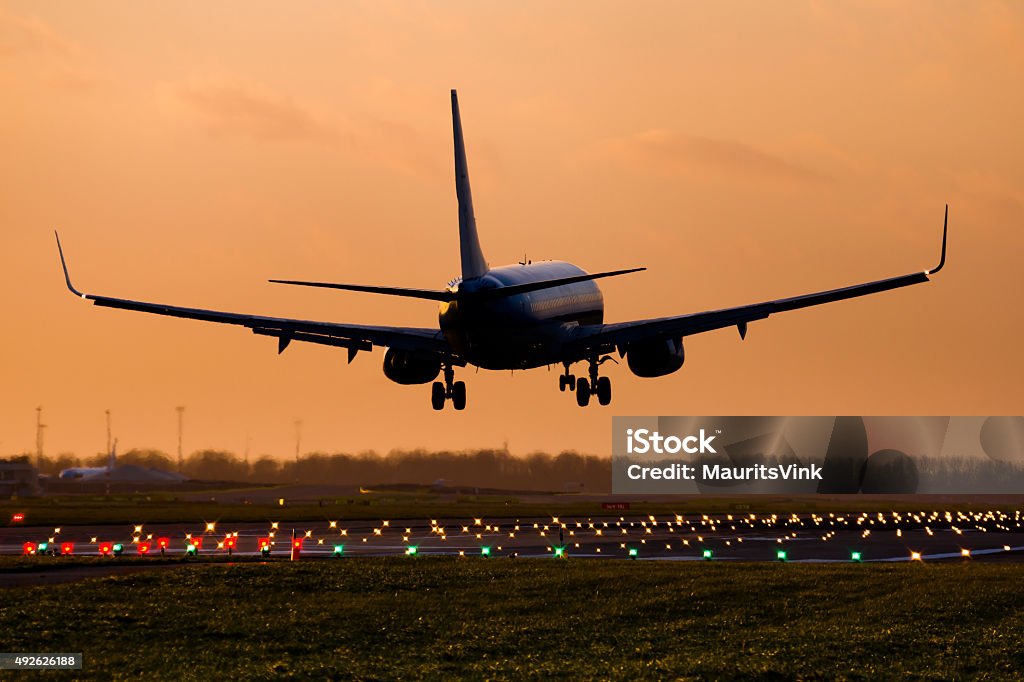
[55,90,948,411]
[59,439,117,481]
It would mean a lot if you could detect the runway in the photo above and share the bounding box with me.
[4,510,1023,564]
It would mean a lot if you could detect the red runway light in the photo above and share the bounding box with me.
[11,513,25,523]
[156,537,170,550]
[22,542,36,555]
[98,542,112,556]
[258,537,270,549]
[224,537,237,549]
[190,537,203,549]
[292,539,303,549]
[60,542,74,555]
[137,542,151,555]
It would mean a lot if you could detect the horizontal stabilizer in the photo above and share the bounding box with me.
[270,267,645,302]
[268,279,455,302]
[472,267,646,301]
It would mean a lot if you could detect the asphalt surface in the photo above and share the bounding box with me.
[3,511,1023,568]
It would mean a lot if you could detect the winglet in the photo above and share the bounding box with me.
[927,204,948,275]
[54,231,86,298]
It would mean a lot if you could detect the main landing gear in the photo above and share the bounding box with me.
[560,358,612,407]
[431,364,466,411]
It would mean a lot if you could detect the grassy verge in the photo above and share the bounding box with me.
[1,560,1022,678]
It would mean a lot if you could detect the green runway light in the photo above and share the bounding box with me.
[185,544,197,556]
[37,542,48,553]
[406,546,418,556]
[851,551,862,562]
[480,546,491,557]
[553,546,565,558]
[702,549,713,560]
[112,544,124,556]
[628,547,638,559]
[333,544,344,557]
[776,550,787,562]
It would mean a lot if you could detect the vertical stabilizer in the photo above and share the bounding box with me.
[451,90,488,280]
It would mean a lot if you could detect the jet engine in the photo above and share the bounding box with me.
[626,337,685,377]
[382,348,442,385]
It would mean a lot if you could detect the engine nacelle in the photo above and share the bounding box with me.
[382,348,442,385]
[626,337,685,378]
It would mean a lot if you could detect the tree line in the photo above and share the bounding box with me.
[6,448,612,492]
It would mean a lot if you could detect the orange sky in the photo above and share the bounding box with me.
[2,2,1022,460]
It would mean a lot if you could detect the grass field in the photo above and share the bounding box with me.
[2,560,1023,679]
[4,492,1021,527]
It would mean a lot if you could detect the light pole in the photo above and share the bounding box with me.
[35,406,45,469]
[176,406,185,471]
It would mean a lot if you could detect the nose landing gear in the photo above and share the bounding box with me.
[431,364,466,411]
[566,357,613,407]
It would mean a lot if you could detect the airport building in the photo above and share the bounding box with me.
[0,458,41,498]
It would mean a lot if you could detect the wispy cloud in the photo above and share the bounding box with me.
[174,79,337,143]
[590,129,831,186]
[167,77,443,176]
[0,9,100,91]
[0,10,77,59]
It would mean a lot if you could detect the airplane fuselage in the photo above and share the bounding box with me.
[439,261,603,370]
[58,467,111,481]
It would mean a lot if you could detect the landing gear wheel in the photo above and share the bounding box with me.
[596,376,612,406]
[451,381,467,410]
[431,381,446,410]
[576,378,591,407]
[559,375,568,392]
[559,374,577,392]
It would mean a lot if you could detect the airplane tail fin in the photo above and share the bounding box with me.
[452,90,488,280]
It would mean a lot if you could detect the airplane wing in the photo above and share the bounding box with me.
[566,206,948,360]
[55,233,452,361]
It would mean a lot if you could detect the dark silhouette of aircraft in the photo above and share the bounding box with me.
[56,90,948,410]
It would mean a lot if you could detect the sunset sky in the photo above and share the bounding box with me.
[2,2,1022,460]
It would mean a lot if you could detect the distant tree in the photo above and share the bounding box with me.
[120,448,175,471]
[29,444,612,490]
[250,456,280,483]
[184,450,248,482]
[33,453,80,475]
[83,453,109,467]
